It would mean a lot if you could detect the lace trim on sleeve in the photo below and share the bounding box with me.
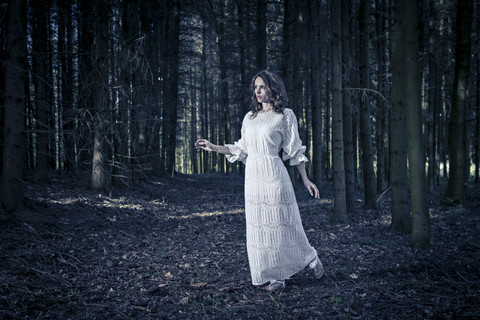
[285,150,308,166]
[225,143,247,164]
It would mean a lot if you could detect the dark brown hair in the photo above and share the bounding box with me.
[250,70,288,118]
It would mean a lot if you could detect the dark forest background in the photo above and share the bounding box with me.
[1,0,479,248]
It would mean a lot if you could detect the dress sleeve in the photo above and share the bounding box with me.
[225,114,248,164]
[282,109,308,166]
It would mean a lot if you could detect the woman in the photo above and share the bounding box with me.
[195,70,323,291]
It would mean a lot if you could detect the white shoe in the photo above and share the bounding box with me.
[266,280,285,291]
[310,256,324,279]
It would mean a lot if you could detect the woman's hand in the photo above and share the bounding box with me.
[195,139,233,155]
[195,139,215,152]
[303,179,320,199]
[296,162,320,199]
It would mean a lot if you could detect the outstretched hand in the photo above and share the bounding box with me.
[304,180,320,199]
[195,139,214,152]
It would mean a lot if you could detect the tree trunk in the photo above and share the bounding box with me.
[256,0,267,70]
[132,4,146,185]
[399,0,430,248]
[390,0,412,234]
[32,0,49,184]
[476,45,480,184]
[236,0,247,176]
[308,0,323,192]
[439,59,448,181]
[351,14,359,185]
[89,1,110,192]
[65,0,77,171]
[0,1,6,174]
[161,0,180,176]
[58,0,73,171]
[217,1,230,174]
[325,72,331,179]
[330,0,348,223]
[359,0,377,209]
[283,0,297,111]
[123,0,145,186]
[2,0,26,211]
[342,0,355,213]
[375,0,387,194]
[283,0,299,182]
[112,1,132,187]
[191,69,198,174]
[426,0,437,192]
[136,3,156,181]
[200,23,209,174]
[77,0,94,171]
[445,0,473,204]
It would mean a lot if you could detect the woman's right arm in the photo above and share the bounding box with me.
[195,139,232,155]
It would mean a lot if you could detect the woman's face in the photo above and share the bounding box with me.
[254,77,271,104]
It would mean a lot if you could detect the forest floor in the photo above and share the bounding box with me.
[0,172,479,320]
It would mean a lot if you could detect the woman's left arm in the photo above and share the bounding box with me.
[296,162,320,199]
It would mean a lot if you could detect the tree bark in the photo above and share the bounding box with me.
[283,0,297,110]
[445,0,473,204]
[236,0,247,176]
[308,0,323,192]
[283,0,299,182]
[256,0,267,70]
[191,69,198,174]
[0,1,6,174]
[89,1,110,192]
[2,0,26,211]
[390,0,412,234]
[342,0,355,213]
[325,72,331,179]
[132,4,147,185]
[112,0,133,187]
[200,23,209,174]
[375,0,387,194]
[426,0,437,192]
[32,0,49,184]
[399,0,430,248]
[474,5,480,184]
[76,0,95,171]
[58,0,73,171]
[217,1,230,174]
[160,0,180,176]
[358,0,377,209]
[330,0,348,223]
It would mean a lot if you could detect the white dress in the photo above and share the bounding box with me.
[226,108,317,285]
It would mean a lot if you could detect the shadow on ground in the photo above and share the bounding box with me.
[0,172,479,319]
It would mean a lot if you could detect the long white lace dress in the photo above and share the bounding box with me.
[225,108,317,286]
